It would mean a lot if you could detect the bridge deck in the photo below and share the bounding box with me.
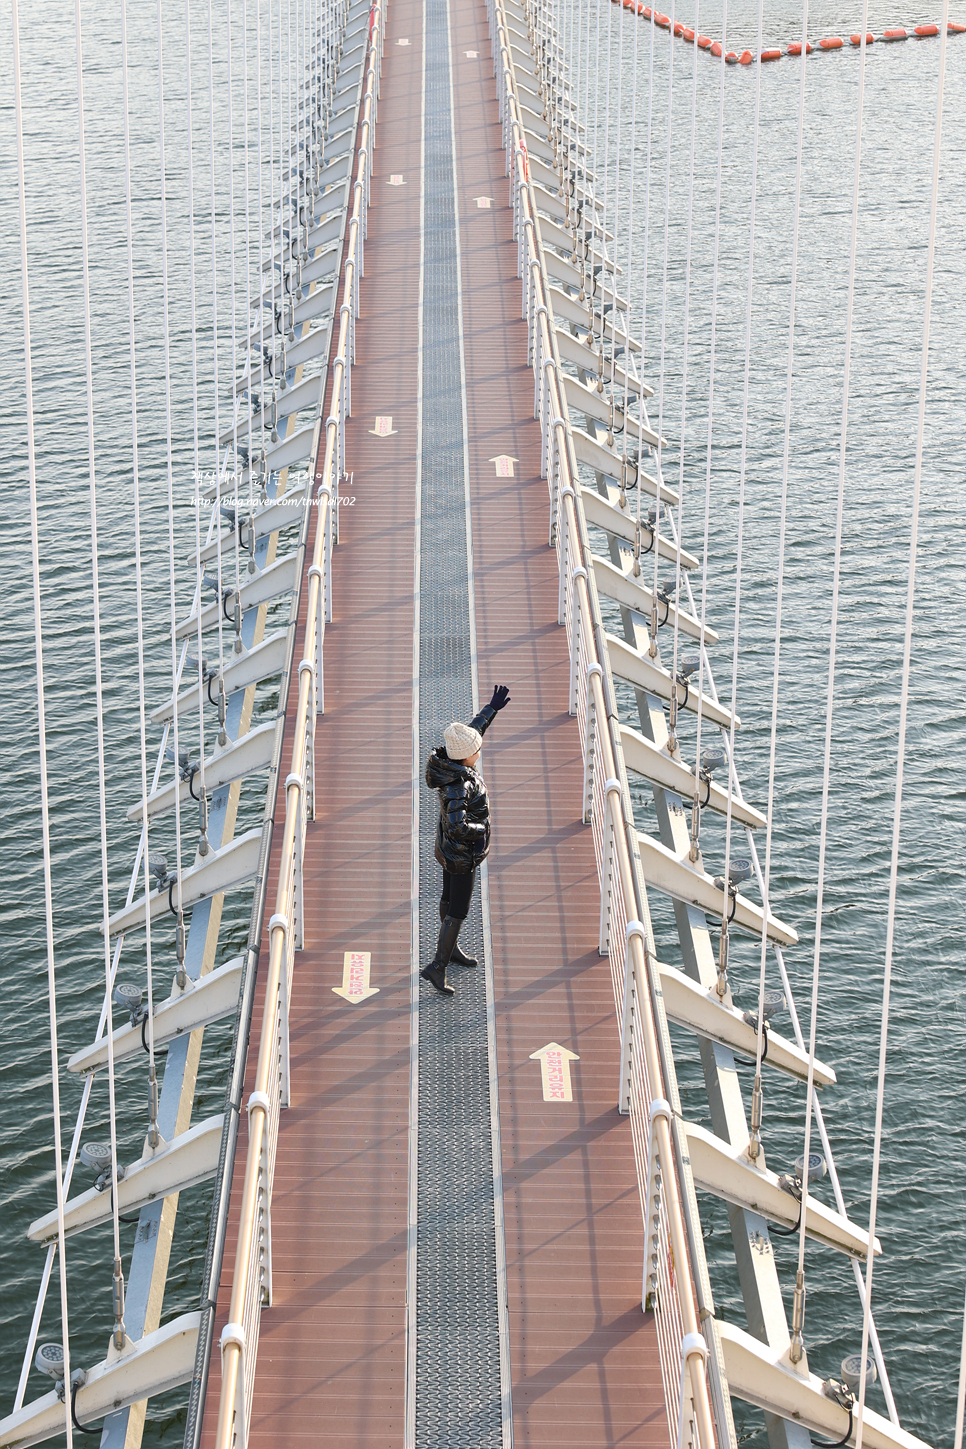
[201,0,668,1443]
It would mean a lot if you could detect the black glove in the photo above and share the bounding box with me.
[489,685,511,712]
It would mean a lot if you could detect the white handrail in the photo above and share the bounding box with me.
[211,4,383,1446]
[486,4,720,1447]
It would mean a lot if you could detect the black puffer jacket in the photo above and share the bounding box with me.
[425,705,497,874]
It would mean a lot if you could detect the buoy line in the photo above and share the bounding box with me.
[609,0,965,62]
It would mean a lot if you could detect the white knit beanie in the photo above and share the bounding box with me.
[443,721,483,760]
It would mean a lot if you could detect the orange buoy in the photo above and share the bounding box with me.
[882,26,908,38]
[637,2,647,14]
[786,38,813,53]
[819,35,844,47]
[673,19,686,34]
[914,22,939,33]
[850,31,875,43]
[760,46,782,58]
[948,20,966,30]
[738,47,753,61]
[697,33,713,47]
[710,40,723,53]
[642,5,653,15]
[655,12,670,27]
[682,25,695,40]
[725,48,739,61]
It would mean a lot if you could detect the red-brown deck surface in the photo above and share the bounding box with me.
[200,0,670,1444]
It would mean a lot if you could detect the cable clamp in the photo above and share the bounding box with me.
[681,1331,709,1364]
[221,1321,247,1355]
[604,777,622,797]
[298,660,315,678]
[571,566,588,582]
[587,662,603,681]
[625,919,647,944]
[648,1096,672,1125]
[269,912,290,938]
[247,1091,271,1124]
[285,772,304,794]
[560,484,576,498]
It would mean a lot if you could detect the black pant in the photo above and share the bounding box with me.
[440,868,476,922]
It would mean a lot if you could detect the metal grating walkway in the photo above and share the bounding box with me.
[414,0,507,1440]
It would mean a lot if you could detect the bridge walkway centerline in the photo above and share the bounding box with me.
[200,0,669,1442]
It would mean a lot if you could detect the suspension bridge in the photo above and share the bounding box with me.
[2,0,958,1445]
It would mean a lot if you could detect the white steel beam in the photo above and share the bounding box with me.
[106,828,263,936]
[220,374,323,444]
[67,958,244,1076]
[175,552,299,639]
[607,633,738,732]
[619,723,761,827]
[126,721,276,822]
[593,555,717,646]
[0,1313,200,1449]
[657,962,836,1087]
[286,322,339,370]
[204,426,315,497]
[28,1119,224,1243]
[150,628,289,723]
[718,1322,928,1449]
[552,325,654,398]
[684,1122,877,1259]
[198,488,308,561]
[293,279,335,327]
[570,425,671,502]
[635,831,798,944]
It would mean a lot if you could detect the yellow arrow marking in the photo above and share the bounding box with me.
[369,416,398,437]
[489,454,518,477]
[333,951,379,1005]
[529,1042,579,1101]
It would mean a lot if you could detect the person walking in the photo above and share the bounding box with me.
[421,685,511,996]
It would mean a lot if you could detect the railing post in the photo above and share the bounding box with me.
[557,488,573,623]
[569,566,587,713]
[299,663,316,821]
[247,1089,274,1310]
[642,1097,672,1312]
[583,664,601,824]
[677,1332,709,1449]
[619,923,646,1114]
[599,780,621,954]
[269,913,292,1107]
[219,1321,248,1449]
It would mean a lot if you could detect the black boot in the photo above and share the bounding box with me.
[421,916,461,996]
[439,900,478,968]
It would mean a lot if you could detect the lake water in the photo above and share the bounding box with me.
[0,0,963,1445]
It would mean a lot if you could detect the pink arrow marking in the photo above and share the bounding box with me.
[489,454,518,477]
[529,1042,579,1101]
[333,950,379,1005]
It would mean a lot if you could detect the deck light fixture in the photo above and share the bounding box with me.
[113,982,144,1024]
[148,853,169,891]
[79,1142,125,1193]
[35,1343,64,1385]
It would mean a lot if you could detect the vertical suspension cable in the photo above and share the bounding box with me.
[688,0,728,862]
[120,0,162,1152]
[186,0,210,855]
[208,0,228,731]
[632,3,657,578]
[853,2,949,1438]
[649,0,677,649]
[666,0,701,752]
[12,5,74,1436]
[791,0,873,1362]
[955,1285,966,1449]
[749,0,810,1157]
[718,0,766,1003]
[73,0,126,1335]
[156,0,189,1046]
